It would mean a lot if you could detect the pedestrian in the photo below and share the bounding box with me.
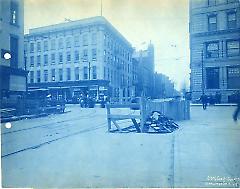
[215,92,221,104]
[200,93,208,110]
[233,92,240,122]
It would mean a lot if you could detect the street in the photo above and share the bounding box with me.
[1,105,240,188]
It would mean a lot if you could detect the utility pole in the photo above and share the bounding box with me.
[100,0,103,16]
[201,49,205,95]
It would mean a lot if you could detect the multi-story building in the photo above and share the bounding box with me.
[189,0,240,102]
[133,43,154,97]
[24,16,133,100]
[153,73,177,99]
[0,0,27,101]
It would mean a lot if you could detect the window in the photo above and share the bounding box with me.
[37,42,41,52]
[74,51,79,62]
[208,15,217,31]
[67,68,71,80]
[83,34,88,46]
[208,0,216,6]
[227,66,240,89]
[92,33,97,45]
[37,55,41,66]
[59,69,63,81]
[44,70,48,82]
[59,52,63,63]
[111,70,113,82]
[84,66,88,79]
[92,48,97,61]
[206,41,219,58]
[44,54,48,66]
[30,71,34,83]
[51,53,55,64]
[10,36,18,68]
[24,44,28,53]
[51,39,56,50]
[92,66,97,79]
[51,69,55,81]
[30,43,34,53]
[107,68,110,80]
[24,56,27,67]
[30,56,34,67]
[43,41,48,51]
[227,0,238,3]
[83,49,88,62]
[58,38,63,49]
[37,70,41,83]
[75,67,79,80]
[10,1,18,25]
[74,36,80,47]
[206,67,219,89]
[66,51,71,62]
[104,34,107,46]
[104,50,106,62]
[227,12,237,29]
[227,40,240,57]
[104,67,106,79]
[66,37,71,48]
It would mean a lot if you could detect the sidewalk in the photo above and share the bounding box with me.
[174,106,240,187]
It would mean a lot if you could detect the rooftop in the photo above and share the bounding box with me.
[25,16,132,48]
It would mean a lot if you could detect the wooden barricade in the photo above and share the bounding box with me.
[106,97,190,133]
[106,101,142,132]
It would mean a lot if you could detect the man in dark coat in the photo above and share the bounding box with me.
[233,92,240,122]
[200,93,208,110]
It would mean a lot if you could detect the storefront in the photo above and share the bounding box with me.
[27,79,110,102]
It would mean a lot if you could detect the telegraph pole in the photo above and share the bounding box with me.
[100,0,103,16]
[201,50,205,95]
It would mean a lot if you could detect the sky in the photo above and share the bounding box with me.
[24,0,190,90]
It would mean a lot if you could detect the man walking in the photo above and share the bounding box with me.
[233,92,240,122]
[200,93,208,110]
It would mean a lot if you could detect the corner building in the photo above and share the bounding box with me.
[189,0,240,102]
[0,0,27,100]
[24,16,133,100]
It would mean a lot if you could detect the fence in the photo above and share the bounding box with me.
[106,97,190,132]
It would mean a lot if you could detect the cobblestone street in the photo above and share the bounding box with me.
[1,105,240,187]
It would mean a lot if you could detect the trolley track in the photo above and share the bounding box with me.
[1,109,98,135]
[1,108,132,158]
[1,121,107,158]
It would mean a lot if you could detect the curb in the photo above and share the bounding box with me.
[191,104,237,106]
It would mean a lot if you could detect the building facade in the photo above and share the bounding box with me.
[24,16,134,100]
[153,73,177,99]
[0,0,27,101]
[133,43,155,97]
[189,0,240,102]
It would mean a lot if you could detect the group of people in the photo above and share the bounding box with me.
[79,95,95,108]
[79,94,109,108]
[200,92,240,122]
